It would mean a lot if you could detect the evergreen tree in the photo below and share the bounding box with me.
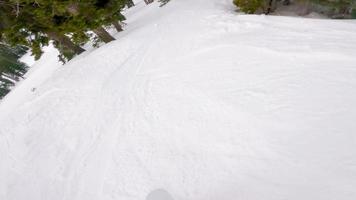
[61,0,126,42]
[233,0,356,16]
[233,0,274,14]
[307,0,355,18]
[0,0,85,60]
[1,0,127,61]
[0,43,28,99]
[352,8,356,18]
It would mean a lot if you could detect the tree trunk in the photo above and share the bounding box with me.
[47,32,85,55]
[265,0,274,15]
[93,27,115,43]
[112,21,123,32]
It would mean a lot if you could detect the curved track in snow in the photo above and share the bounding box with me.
[1,0,356,199]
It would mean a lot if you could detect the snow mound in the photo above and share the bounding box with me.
[1,0,356,200]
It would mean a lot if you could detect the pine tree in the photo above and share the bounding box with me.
[289,0,356,18]
[0,0,86,60]
[233,0,267,14]
[63,0,126,42]
[1,0,127,61]
[0,44,28,99]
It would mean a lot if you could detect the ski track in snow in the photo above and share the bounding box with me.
[1,0,356,199]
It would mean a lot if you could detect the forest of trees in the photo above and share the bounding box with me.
[233,0,356,17]
[0,44,28,99]
[0,0,131,62]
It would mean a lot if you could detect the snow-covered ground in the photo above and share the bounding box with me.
[1,0,356,199]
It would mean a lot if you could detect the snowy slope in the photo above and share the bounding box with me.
[1,0,356,200]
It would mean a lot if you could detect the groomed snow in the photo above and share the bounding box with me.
[1,0,356,199]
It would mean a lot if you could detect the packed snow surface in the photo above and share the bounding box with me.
[1,0,356,199]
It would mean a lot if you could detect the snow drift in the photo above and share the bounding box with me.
[1,0,356,200]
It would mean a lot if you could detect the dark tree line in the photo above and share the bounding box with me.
[0,44,28,99]
[233,0,356,17]
[0,0,174,63]
[0,0,132,62]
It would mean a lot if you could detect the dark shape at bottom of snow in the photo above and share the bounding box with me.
[146,189,174,200]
